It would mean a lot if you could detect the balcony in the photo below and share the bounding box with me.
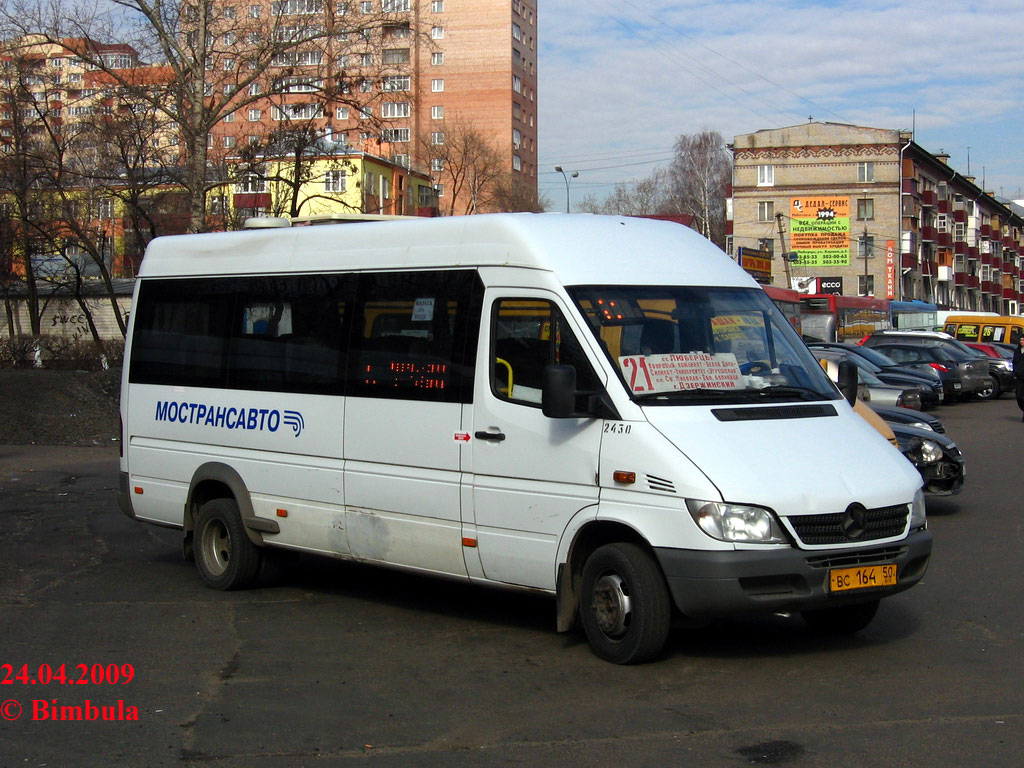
[921,260,937,277]
[902,179,918,195]
[921,225,937,242]
[954,209,967,223]
[937,198,952,214]
[902,253,919,270]
[937,231,952,247]
[1004,287,1018,300]
[982,280,999,295]
[968,275,980,289]
[968,246,980,260]
[981,224,992,238]
[954,241,968,255]
[921,189,936,207]
[954,272,968,286]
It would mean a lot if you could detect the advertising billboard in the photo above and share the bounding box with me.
[790,197,850,267]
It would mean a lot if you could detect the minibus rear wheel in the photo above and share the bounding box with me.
[579,543,671,664]
[801,599,879,634]
[195,499,261,590]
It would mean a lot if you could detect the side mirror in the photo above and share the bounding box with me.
[542,364,577,418]
[837,360,858,405]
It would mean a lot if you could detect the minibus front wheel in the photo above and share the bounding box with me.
[195,499,261,590]
[579,543,672,664]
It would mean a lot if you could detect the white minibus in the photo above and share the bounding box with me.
[118,214,931,664]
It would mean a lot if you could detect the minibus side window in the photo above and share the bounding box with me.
[129,278,234,388]
[226,274,351,395]
[491,298,598,407]
[346,270,482,403]
[1011,327,1023,344]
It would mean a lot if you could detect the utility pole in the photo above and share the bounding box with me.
[775,213,794,289]
[862,224,870,296]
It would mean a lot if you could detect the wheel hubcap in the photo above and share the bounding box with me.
[591,573,631,638]
[200,520,231,576]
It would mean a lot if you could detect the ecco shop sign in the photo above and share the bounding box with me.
[819,277,843,295]
[154,400,305,436]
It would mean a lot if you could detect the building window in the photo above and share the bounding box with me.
[431,0,443,10]
[223,136,236,148]
[858,274,875,296]
[248,108,261,121]
[756,165,774,187]
[512,128,521,149]
[336,106,349,119]
[382,75,410,91]
[512,154,521,171]
[757,201,774,222]
[382,48,409,65]
[431,52,444,65]
[324,169,346,192]
[360,0,372,12]
[431,26,444,39]
[858,162,875,183]
[431,131,444,145]
[382,0,409,9]
[431,105,444,119]
[235,172,266,193]
[857,198,874,220]
[431,78,444,92]
[381,101,410,118]
[249,4,261,16]
[512,74,521,93]
[382,127,410,142]
[431,158,444,171]
[858,234,875,261]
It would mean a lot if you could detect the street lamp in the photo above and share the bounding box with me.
[554,165,578,213]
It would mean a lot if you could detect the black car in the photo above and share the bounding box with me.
[887,421,964,496]
[871,404,946,434]
[859,331,990,400]
[808,342,943,409]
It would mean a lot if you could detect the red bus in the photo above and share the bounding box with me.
[799,294,890,342]
[762,285,803,336]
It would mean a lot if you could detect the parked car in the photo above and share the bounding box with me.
[870,404,946,434]
[886,422,965,496]
[811,349,922,410]
[963,341,1014,399]
[859,330,990,400]
[808,342,943,409]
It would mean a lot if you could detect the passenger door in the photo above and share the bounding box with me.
[343,271,483,577]
[465,291,605,590]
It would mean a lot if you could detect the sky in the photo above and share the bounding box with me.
[537,0,1024,212]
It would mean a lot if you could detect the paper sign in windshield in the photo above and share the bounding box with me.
[618,352,743,394]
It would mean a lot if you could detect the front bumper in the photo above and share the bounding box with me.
[654,529,932,619]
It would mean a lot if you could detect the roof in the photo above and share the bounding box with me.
[138,213,756,289]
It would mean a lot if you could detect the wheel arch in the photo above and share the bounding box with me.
[555,519,658,633]
[185,462,278,550]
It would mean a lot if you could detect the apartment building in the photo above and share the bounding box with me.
[207,0,538,212]
[729,122,1023,313]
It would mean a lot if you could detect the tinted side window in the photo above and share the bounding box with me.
[130,275,352,394]
[227,274,352,394]
[129,278,233,388]
[346,270,483,403]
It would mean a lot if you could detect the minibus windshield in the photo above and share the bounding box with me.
[569,285,841,405]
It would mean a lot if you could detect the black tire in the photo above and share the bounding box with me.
[579,542,672,664]
[802,599,879,634]
[194,499,261,590]
[974,374,1000,400]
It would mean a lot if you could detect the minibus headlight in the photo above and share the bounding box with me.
[685,500,785,544]
[910,488,927,530]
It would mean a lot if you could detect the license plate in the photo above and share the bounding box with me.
[829,564,897,592]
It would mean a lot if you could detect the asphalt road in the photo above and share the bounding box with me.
[1,397,1022,768]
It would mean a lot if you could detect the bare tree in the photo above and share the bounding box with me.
[578,172,667,216]
[419,117,502,216]
[1,0,419,232]
[489,170,545,213]
[664,129,730,247]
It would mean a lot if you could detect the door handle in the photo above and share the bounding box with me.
[474,430,506,442]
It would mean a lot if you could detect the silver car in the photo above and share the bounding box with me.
[860,331,990,399]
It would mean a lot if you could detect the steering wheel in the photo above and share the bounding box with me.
[740,361,771,375]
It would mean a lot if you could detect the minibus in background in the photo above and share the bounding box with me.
[889,300,938,331]
[117,214,931,664]
[799,294,890,343]
[942,314,1024,345]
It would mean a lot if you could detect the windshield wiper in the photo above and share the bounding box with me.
[752,386,830,401]
[634,388,742,402]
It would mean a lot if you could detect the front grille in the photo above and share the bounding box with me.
[787,504,908,546]
[805,545,908,570]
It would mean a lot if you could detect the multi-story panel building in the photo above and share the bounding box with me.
[729,122,1023,313]
[207,0,538,213]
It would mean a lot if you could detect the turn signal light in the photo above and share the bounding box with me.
[613,471,636,484]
